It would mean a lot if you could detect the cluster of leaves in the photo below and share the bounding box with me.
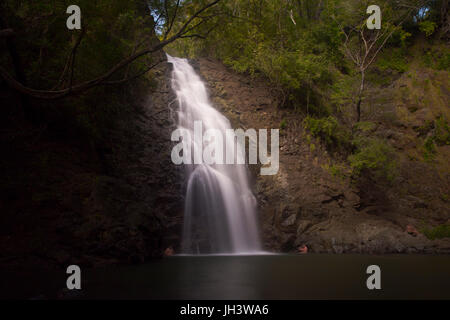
[376,48,409,73]
[306,117,396,182]
[304,115,350,150]
[327,163,349,179]
[421,116,450,161]
[348,137,397,182]
[419,20,438,37]
[423,47,450,71]
[433,116,450,145]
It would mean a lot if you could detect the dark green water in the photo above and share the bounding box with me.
[2,254,450,299]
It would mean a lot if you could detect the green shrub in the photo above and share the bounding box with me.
[423,48,450,71]
[280,119,287,130]
[434,116,450,145]
[328,164,348,179]
[377,48,408,73]
[423,136,437,161]
[348,138,396,181]
[304,116,350,149]
[437,52,450,71]
[419,21,437,37]
[354,121,377,133]
[421,116,450,160]
[422,224,450,240]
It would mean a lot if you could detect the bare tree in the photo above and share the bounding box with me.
[0,0,221,100]
[333,0,430,123]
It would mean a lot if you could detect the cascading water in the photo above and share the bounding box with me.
[167,54,261,254]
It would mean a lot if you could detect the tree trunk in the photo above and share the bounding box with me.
[306,85,310,115]
[356,70,365,123]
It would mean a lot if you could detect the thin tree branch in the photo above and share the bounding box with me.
[52,29,85,90]
[163,0,181,41]
[103,60,163,85]
[0,28,15,38]
[68,29,85,91]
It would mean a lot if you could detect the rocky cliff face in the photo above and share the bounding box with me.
[195,57,450,254]
[76,59,185,264]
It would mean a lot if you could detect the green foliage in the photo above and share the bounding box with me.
[423,46,450,71]
[168,0,345,114]
[421,224,450,240]
[421,116,450,160]
[377,48,409,73]
[419,21,437,37]
[434,116,450,145]
[354,121,377,133]
[436,52,450,71]
[423,136,437,161]
[348,137,396,181]
[304,116,350,149]
[330,72,355,109]
[328,163,348,179]
[305,116,337,145]
[167,0,446,120]
[280,119,287,130]
[389,27,412,48]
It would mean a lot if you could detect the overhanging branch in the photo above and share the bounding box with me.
[0,0,222,100]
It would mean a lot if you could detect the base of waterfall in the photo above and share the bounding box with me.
[175,251,275,257]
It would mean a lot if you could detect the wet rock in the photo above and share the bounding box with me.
[406,225,419,237]
[280,234,296,252]
[296,220,312,235]
[281,214,297,227]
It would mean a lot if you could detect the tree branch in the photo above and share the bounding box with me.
[68,29,85,91]
[0,28,15,38]
[0,0,222,100]
[103,60,163,85]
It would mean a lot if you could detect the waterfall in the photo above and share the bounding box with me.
[167,55,261,254]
